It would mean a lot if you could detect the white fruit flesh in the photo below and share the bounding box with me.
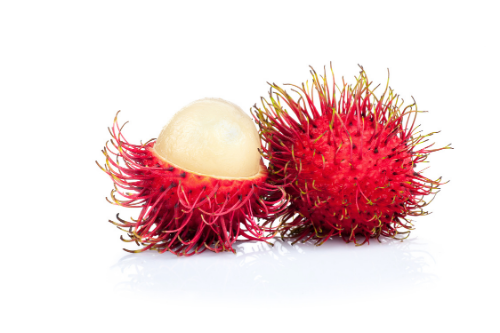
[154,98,261,178]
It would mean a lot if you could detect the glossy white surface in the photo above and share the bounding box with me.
[1,1,498,333]
[111,238,437,302]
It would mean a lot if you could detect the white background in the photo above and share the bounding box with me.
[1,1,498,332]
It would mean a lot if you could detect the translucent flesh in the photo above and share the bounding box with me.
[153,98,261,178]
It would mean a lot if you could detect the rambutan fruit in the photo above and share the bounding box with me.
[253,66,451,245]
[97,98,286,256]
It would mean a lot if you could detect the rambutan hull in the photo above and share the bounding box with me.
[98,113,286,256]
[253,66,450,245]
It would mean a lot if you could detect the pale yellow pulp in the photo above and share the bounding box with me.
[153,98,261,178]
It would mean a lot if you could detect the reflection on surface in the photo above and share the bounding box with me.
[110,238,437,303]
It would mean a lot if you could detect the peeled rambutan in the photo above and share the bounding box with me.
[253,66,451,245]
[97,98,286,256]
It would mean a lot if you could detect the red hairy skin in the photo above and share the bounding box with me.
[97,113,287,256]
[253,66,451,245]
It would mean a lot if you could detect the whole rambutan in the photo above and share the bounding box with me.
[253,66,451,245]
[97,98,286,256]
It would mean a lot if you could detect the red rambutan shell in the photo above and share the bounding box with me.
[97,113,286,256]
[253,66,451,245]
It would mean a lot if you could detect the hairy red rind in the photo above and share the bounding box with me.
[97,113,287,256]
[253,65,451,245]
